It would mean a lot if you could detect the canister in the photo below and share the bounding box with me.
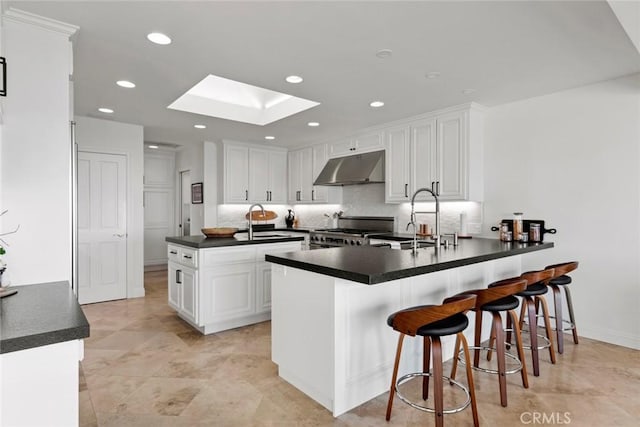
[529,223,541,242]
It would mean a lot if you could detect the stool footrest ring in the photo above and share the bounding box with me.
[505,328,551,350]
[456,346,523,375]
[547,315,576,332]
[395,372,471,415]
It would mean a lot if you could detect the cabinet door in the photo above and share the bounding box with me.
[311,144,328,202]
[385,125,411,202]
[167,263,181,311]
[329,139,354,157]
[436,111,467,200]
[287,150,301,203]
[412,118,438,202]
[224,144,249,203]
[201,263,256,324]
[180,267,198,324]
[354,131,384,153]
[268,150,288,203]
[256,262,272,314]
[298,148,313,202]
[249,148,270,202]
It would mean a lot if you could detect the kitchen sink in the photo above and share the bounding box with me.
[234,233,292,241]
[398,240,436,250]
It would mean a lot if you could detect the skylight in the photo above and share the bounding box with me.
[167,74,320,126]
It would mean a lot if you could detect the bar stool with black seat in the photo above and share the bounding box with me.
[544,261,579,354]
[385,294,479,427]
[517,268,557,376]
[449,277,529,407]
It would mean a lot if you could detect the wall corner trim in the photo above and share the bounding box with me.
[3,8,79,37]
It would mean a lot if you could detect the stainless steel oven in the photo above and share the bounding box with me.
[309,216,394,249]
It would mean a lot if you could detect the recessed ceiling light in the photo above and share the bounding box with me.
[307,122,320,127]
[376,49,393,59]
[462,88,477,95]
[147,32,172,45]
[425,71,441,79]
[265,136,275,140]
[370,101,385,108]
[194,124,206,129]
[285,75,303,84]
[116,80,136,88]
[98,107,114,114]
[148,145,159,149]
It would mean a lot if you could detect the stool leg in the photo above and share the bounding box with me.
[487,315,496,362]
[423,336,431,400]
[537,295,556,364]
[563,286,579,344]
[431,337,444,427]
[491,312,508,407]
[524,296,541,376]
[551,284,564,354]
[459,333,480,427]
[450,334,461,382]
[386,333,405,421]
[505,309,513,350]
[508,309,529,389]
[474,310,483,367]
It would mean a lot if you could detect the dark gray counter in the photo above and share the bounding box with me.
[0,281,90,354]
[166,233,305,249]
[266,238,554,285]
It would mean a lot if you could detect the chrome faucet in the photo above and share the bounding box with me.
[247,203,265,240]
[406,187,440,254]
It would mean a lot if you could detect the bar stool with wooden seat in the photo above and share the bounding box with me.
[517,268,557,376]
[449,277,529,407]
[386,294,479,427]
[544,261,579,354]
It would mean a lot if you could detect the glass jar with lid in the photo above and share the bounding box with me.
[513,212,523,242]
[529,223,541,242]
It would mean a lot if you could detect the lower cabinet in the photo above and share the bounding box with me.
[167,241,302,334]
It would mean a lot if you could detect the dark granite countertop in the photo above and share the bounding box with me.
[265,238,554,285]
[166,233,305,249]
[0,281,90,354]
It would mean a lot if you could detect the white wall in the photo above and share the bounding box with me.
[0,12,75,286]
[483,73,640,349]
[75,116,145,298]
[203,141,218,228]
[175,142,204,234]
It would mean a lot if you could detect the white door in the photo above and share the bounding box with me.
[179,170,191,236]
[77,151,127,304]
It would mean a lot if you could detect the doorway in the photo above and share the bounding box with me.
[77,151,128,304]
[179,170,191,236]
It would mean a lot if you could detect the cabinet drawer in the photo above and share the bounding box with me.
[167,245,180,263]
[179,247,197,268]
[202,246,257,267]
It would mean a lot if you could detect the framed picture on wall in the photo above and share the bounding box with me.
[191,182,203,204]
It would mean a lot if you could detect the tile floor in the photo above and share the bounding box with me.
[79,270,640,426]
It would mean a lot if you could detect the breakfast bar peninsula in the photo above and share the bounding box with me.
[266,238,553,416]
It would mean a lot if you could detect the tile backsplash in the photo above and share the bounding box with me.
[217,183,483,234]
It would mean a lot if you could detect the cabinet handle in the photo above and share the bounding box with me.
[436,181,440,196]
[297,190,300,201]
[183,254,192,259]
[312,189,315,201]
[404,183,408,198]
[176,269,182,284]
[245,190,248,201]
[169,250,177,255]
[269,191,272,201]
[266,190,269,201]
[431,181,435,193]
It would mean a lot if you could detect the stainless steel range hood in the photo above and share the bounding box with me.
[313,150,385,186]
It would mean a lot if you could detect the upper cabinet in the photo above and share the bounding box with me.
[288,143,329,203]
[385,104,484,203]
[222,142,287,204]
[329,131,384,158]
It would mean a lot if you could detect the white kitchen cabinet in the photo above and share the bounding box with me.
[288,144,328,203]
[385,105,483,202]
[223,142,287,203]
[223,144,250,203]
[329,131,384,158]
[167,240,302,334]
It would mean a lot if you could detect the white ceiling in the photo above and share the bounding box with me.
[8,0,640,149]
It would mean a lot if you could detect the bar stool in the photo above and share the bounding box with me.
[450,277,529,407]
[517,268,557,376]
[385,294,479,427]
[544,261,579,354]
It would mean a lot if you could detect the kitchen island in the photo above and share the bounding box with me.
[165,232,305,334]
[1,281,90,427]
[266,238,553,416]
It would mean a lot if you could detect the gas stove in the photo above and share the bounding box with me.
[309,217,394,248]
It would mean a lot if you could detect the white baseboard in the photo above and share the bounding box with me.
[579,324,640,350]
[127,286,146,299]
[144,264,167,272]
